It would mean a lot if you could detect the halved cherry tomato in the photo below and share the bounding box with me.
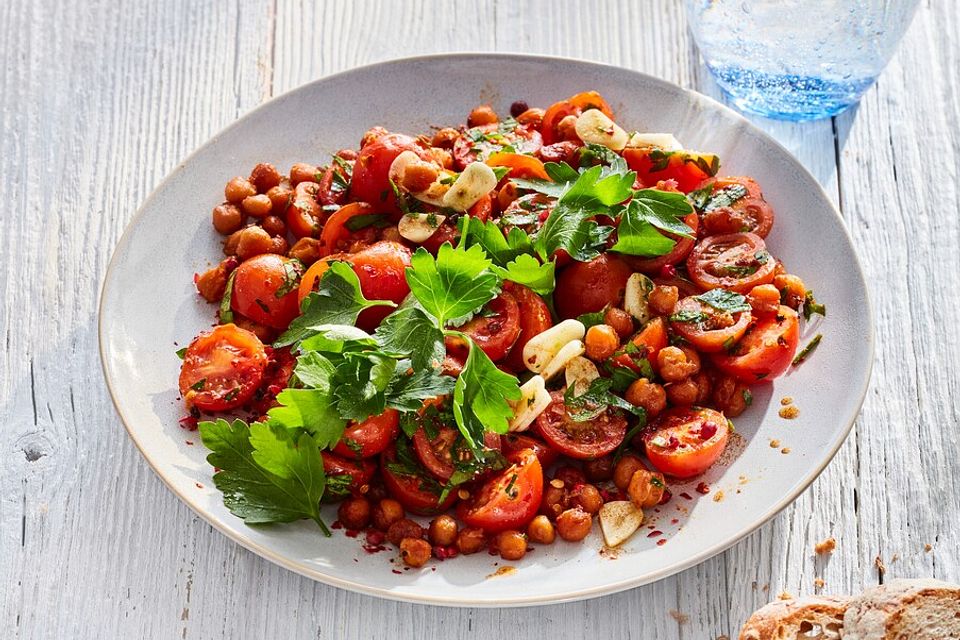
[178,324,268,411]
[554,253,633,319]
[456,290,521,361]
[609,317,669,374]
[534,390,628,460]
[502,282,553,373]
[486,152,550,180]
[670,295,753,352]
[322,451,377,495]
[317,202,376,257]
[541,91,614,145]
[643,407,730,478]
[624,213,700,275]
[500,433,559,469]
[452,124,542,170]
[381,445,458,515]
[317,160,351,206]
[287,181,324,239]
[712,305,799,382]
[249,346,296,416]
[230,254,303,330]
[412,425,460,481]
[297,253,344,306]
[697,176,775,238]
[333,409,400,459]
[623,147,720,193]
[350,132,429,214]
[457,449,543,533]
[420,193,493,254]
[687,232,777,293]
[498,193,555,233]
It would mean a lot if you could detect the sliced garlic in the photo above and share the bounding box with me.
[441,161,497,211]
[398,212,446,243]
[564,356,600,395]
[507,375,552,433]
[625,132,683,151]
[411,172,454,206]
[624,273,655,324]
[540,339,586,382]
[574,109,629,151]
[522,319,586,373]
[599,500,644,547]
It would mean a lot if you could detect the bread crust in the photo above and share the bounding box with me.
[739,595,849,640]
[843,579,960,640]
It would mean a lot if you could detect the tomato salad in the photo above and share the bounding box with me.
[181,92,825,569]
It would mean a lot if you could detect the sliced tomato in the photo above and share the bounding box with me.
[412,425,460,481]
[687,232,777,293]
[287,181,324,239]
[332,409,400,459]
[452,123,543,170]
[697,176,774,238]
[712,306,800,383]
[643,407,730,478]
[297,253,345,306]
[541,91,614,145]
[502,282,553,373]
[498,193,555,233]
[317,202,376,257]
[670,295,753,352]
[317,160,351,206]
[321,451,377,495]
[554,253,633,319]
[624,213,700,275]
[486,152,549,179]
[457,290,521,361]
[534,390,628,460]
[230,254,303,330]
[624,147,720,193]
[500,433,559,469]
[610,317,669,374]
[350,132,429,214]
[457,449,543,533]
[178,324,268,411]
[381,446,458,515]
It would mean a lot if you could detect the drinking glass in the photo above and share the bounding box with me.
[684,0,920,121]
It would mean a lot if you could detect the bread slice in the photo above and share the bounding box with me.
[739,595,849,639]
[843,579,960,639]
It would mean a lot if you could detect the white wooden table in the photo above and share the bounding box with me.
[2,1,958,637]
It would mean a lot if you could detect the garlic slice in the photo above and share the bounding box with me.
[507,375,552,433]
[441,162,497,211]
[398,212,446,243]
[522,319,586,373]
[540,339,586,382]
[564,356,600,395]
[624,273,655,324]
[575,109,629,151]
[599,501,644,547]
[625,132,683,151]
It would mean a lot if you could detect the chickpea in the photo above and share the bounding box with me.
[540,483,568,520]
[195,263,230,302]
[693,371,713,403]
[613,453,646,491]
[657,346,699,382]
[224,176,256,204]
[361,126,388,148]
[666,377,699,406]
[223,228,242,256]
[290,162,320,186]
[556,114,579,142]
[570,484,603,515]
[241,193,273,218]
[526,515,556,545]
[774,274,806,309]
[553,466,587,489]
[233,315,274,343]
[713,374,750,417]
[337,496,371,530]
[467,104,498,127]
[426,146,453,169]
[583,456,614,483]
[401,161,439,193]
[604,307,634,339]
[268,235,289,255]
[288,237,323,265]
[585,324,620,362]
[386,518,425,547]
[211,203,245,235]
[624,378,667,419]
[428,515,458,547]
[555,507,593,542]
[747,283,781,316]
[494,530,527,561]
[399,538,432,568]
[371,498,404,531]
[516,107,545,128]
[627,469,666,509]
[266,183,293,214]
[497,181,519,210]
[249,163,282,192]
[430,127,460,149]
[456,527,486,555]
[379,226,402,243]
[261,215,286,237]
[773,260,787,277]
[335,148,358,161]
[234,225,273,260]
[648,285,680,316]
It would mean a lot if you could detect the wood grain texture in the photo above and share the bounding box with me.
[1,0,956,638]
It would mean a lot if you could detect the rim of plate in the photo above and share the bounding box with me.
[99,52,875,607]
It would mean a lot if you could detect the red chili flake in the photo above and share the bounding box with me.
[599,487,626,502]
[185,440,194,446]
[647,530,663,538]
[538,209,550,222]
[671,518,679,525]
[680,492,693,500]
[366,530,385,546]
[700,422,718,441]
[213,467,221,473]
[658,489,673,505]
[193,273,199,284]
[695,482,710,495]
[657,538,667,546]
[391,569,402,575]
[433,546,459,561]
[331,520,343,530]
[667,436,681,450]
[195,482,203,489]
[345,529,360,538]
[659,263,677,279]
[178,415,198,431]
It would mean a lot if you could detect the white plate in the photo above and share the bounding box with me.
[99,54,873,606]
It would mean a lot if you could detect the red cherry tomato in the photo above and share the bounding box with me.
[500,433,559,469]
[248,346,296,416]
[457,449,544,533]
[541,91,614,145]
[533,390,628,460]
[321,452,377,495]
[642,407,730,478]
[623,147,720,193]
[317,160,352,207]
[348,241,412,330]
[332,409,400,459]
[178,324,268,412]
[610,316,670,374]
[687,232,777,293]
[230,254,303,330]
[624,213,700,275]
[287,181,324,239]
[381,446,458,515]
[412,425,460,481]
[350,133,428,214]
[317,202,377,257]
[712,306,800,383]
[502,282,554,373]
[654,274,701,299]
[670,295,753,353]
[452,124,542,170]
[457,290,522,361]
[697,176,775,238]
[554,254,633,319]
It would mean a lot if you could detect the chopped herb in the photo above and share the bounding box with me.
[190,378,206,391]
[175,347,187,360]
[792,333,823,366]
[702,184,748,211]
[223,387,240,402]
[504,473,519,498]
[344,213,389,232]
[577,309,608,330]
[669,309,709,324]
[274,259,304,298]
[803,290,826,320]
[219,270,237,324]
[254,298,271,314]
[742,388,753,406]
[695,288,751,314]
[648,148,674,172]
[491,166,511,182]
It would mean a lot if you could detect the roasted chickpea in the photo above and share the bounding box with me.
[585,324,620,362]
[583,456,614,483]
[400,538,432,568]
[234,225,273,260]
[648,285,680,316]
[223,228,242,256]
[604,307,635,338]
[570,483,603,515]
[289,162,319,186]
[224,176,256,204]
[233,315,274,343]
[241,193,272,218]
[747,283,781,316]
[426,146,453,169]
[456,527,486,555]
[337,496,371,530]
[288,237,322,265]
[467,104,498,127]
[379,226,402,243]
[557,114,579,142]
[430,127,460,149]
[494,530,527,561]
[516,107,545,128]
[401,161,439,193]
[386,518,425,547]
[195,262,230,302]
[624,378,667,419]
[657,346,699,382]
[553,466,587,489]
[266,183,293,214]
[371,498,404,531]
[692,371,713,403]
[212,203,245,235]
[627,468,666,509]
[526,515,556,545]
[428,515,458,547]
[666,377,699,406]
[497,181,519,210]
[249,163,282,193]
[361,126,388,148]
[268,235,289,255]
[712,374,750,417]
[774,274,806,309]
[540,483,568,520]
[261,215,286,237]
[613,453,646,491]
[556,507,593,542]
[335,148,358,161]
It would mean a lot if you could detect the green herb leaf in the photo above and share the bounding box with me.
[610,189,694,257]
[219,270,237,324]
[175,347,187,360]
[703,184,748,211]
[492,253,555,295]
[405,243,500,328]
[563,377,646,421]
[792,333,823,366]
[803,290,827,320]
[274,259,304,298]
[695,288,751,314]
[669,309,709,324]
[373,306,446,371]
[344,213,389,232]
[267,387,346,449]
[385,363,457,411]
[577,309,608,330]
[451,336,522,448]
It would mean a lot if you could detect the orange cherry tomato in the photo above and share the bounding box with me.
[332,409,400,459]
[317,202,376,257]
[610,317,669,374]
[178,324,268,412]
[623,147,720,193]
[541,91,614,145]
[567,91,614,117]
[485,152,550,180]
[711,306,800,383]
[297,254,343,307]
[457,449,544,533]
[643,407,730,478]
